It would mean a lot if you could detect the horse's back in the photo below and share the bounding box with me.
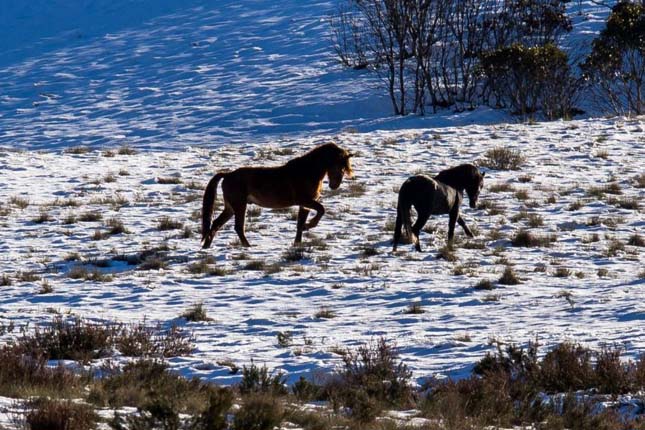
[399,175,436,208]
[399,175,457,214]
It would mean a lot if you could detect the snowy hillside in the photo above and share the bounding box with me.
[0,0,642,395]
[0,0,612,151]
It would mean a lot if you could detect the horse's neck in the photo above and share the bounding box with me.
[288,156,327,182]
[434,174,465,192]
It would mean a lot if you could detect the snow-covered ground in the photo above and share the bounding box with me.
[1,117,643,386]
[0,0,642,392]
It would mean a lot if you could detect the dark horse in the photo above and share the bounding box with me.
[393,164,485,252]
[201,142,354,249]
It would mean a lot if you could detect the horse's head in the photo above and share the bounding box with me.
[465,169,485,208]
[326,144,354,190]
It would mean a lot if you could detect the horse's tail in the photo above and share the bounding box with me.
[201,172,226,246]
[401,200,415,247]
[393,191,414,251]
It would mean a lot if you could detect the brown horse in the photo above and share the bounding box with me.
[393,164,485,252]
[201,142,354,248]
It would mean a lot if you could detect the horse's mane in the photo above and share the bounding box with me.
[286,142,352,175]
[434,164,480,190]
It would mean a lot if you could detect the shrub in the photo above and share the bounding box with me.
[138,254,169,271]
[276,331,293,348]
[361,245,380,257]
[474,279,494,290]
[88,360,228,415]
[628,233,645,247]
[117,145,137,155]
[239,363,287,396]
[554,267,571,278]
[157,176,182,184]
[1,273,12,286]
[315,307,336,319]
[17,317,118,362]
[68,265,113,282]
[437,243,457,262]
[33,210,52,224]
[157,216,184,231]
[10,196,30,209]
[511,229,556,247]
[479,147,525,170]
[181,303,212,322]
[427,342,645,428]
[24,398,98,430]
[186,256,227,276]
[498,266,520,285]
[283,246,308,262]
[527,213,543,228]
[17,270,41,282]
[189,387,234,430]
[106,217,129,235]
[115,322,194,358]
[479,43,579,119]
[331,338,413,415]
[404,302,424,314]
[232,394,284,430]
[243,260,266,271]
[113,396,181,430]
[78,212,102,222]
[539,342,594,392]
[0,344,83,398]
[582,2,645,115]
[292,376,323,403]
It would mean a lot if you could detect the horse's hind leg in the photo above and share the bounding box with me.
[457,215,474,237]
[203,207,234,249]
[411,207,430,252]
[294,206,310,245]
[392,208,403,252]
[232,202,251,247]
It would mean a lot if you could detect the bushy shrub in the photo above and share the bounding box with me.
[24,398,98,430]
[427,342,645,427]
[17,317,118,363]
[232,394,284,430]
[0,344,83,398]
[323,338,413,422]
[239,362,287,396]
[479,43,579,119]
[582,1,645,115]
[89,360,231,417]
[479,147,525,170]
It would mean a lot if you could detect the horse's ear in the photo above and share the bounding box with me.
[346,152,356,158]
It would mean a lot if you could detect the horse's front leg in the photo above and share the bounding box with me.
[447,208,459,242]
[294,206,310,244]
[457,215,474,237]
[302,200,325,230]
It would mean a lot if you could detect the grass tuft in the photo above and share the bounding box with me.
[498,266,520,285]
[181,303,212,322]
[479,147,525,170]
